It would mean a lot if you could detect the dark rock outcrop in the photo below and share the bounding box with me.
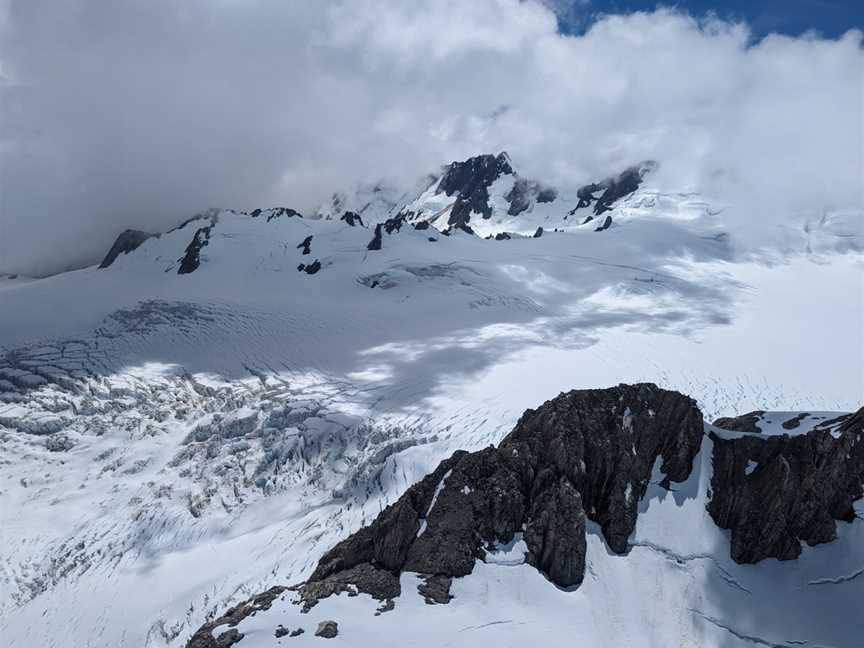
[417,574,453,604]
[297,260,322,275]
[178,222,216,275]
[300,384,703,607]
[185,383,863,646]
[537,186,557,203]
[250,207,302,222]
[315,621,338,639]
[186,586,286,648]
[297,235,313,255]
[712,411,766,433]
[505,179,559,216]
[533,226,544,238]
[708,408,864,563]
[99,229,155,269]
[437,153,513,227]
[367,224,383,251]
[383,213,407,235]
[594,215,612,232]
[573,161,657,217]
[340,211,364,227]
[505,178,534,216]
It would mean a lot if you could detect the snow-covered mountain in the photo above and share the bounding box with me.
[0,153,861,648]
[187,387,864,648]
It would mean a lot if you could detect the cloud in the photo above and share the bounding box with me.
[0,0,861,275]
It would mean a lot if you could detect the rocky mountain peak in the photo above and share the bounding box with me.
[435,152,515,226]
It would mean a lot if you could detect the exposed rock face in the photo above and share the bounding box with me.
[367,224,383,251]
[712,411,766,433]
[708,408,864,563]
[315,621,338,638]
[249,207,302,222]
[505,179,559,216]
[594,215,612,232]
[297,235,313,255]
[437,152,513,226]
[178,220,216,275]
[340,211,364,227]
[301,384,703,607]
[573,161,657,217]
[184,387,863,646]
[98,229,155,269]
[186,586,286,648]
[297,260,322,275]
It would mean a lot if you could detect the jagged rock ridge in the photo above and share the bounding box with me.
[708,408,864,563]
[302,383,703,604]
[436,152,514,226]
[185,387,863,648]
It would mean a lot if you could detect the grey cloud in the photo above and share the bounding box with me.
[0,0,861,275]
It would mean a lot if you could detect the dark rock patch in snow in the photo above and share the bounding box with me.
[178,221,216,275]
[315,621,338,639]
[99,229,156,269]
[782,413,810,430]
[297,235,313,255]
[505,179,559,216]
[367,224,383,251]
[250,207,302,222]
[594,215,612,232]
[417,574,453,604]
[572,161,657,216]
[186,586,287,648]
[383,213,407,235]
[340,211,364,227]
[297,260,321,275]
[315,621,339,639]
[712,411,766,433]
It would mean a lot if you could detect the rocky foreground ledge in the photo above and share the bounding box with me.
[187,384,863,647]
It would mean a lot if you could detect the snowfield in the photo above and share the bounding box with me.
[0,172,862,647]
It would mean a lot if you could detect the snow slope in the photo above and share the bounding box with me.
[0,159,862,647]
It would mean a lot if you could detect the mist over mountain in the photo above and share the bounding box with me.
[1,1,861,275]
[1,3,862,648]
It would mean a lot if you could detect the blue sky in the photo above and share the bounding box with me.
[551,0,863,39]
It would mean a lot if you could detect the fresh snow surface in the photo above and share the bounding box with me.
[0,188,861,647]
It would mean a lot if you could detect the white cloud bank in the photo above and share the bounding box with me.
[0,0,861,275]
